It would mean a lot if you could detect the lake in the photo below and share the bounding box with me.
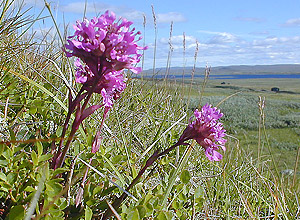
[142,74,300,79]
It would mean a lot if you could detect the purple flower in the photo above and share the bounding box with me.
[99,70,126,108]
[74,59,126,108]
[178,104,227,161]
[65,10,147,76]
[74,58,93,84]
[65,10,146,110]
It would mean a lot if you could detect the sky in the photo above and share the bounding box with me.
[19,0,300,69]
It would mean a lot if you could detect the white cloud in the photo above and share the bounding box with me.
[253,36,300,46]
[282,18,300,27]
[159,35,200,51]
[207,32,239,44]
[156,12,186,24]
[160,35,196,44]
[144,31,300,69]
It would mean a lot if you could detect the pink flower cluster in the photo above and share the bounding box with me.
[65,10,146,108]
[178,104,227,161]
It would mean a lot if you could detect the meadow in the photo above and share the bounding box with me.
[0,1,300,219]
[189,78,300,170]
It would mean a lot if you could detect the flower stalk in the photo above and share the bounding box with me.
[51,10,147,170]
[102,104,226,219]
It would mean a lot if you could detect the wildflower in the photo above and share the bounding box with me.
[65,10,146,110]
[99,70,126,108]
[74,58,92,84]
[177,104,227,161]
[65,10,146,76]
[53,11,146,170]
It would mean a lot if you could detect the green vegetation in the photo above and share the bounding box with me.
[0,1,300,219]
[185,78,300,170]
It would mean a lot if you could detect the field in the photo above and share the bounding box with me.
[1,1,300,219]
[193,78,300,170]
[152,77,300,171]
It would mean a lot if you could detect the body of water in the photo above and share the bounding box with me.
[212,74,300,79]
[144,74,300,79]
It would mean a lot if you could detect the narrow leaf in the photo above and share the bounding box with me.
[6,67,86,140]
[85,206,93,220]
[0,173,7,183]
[161,143,194,208]
[36,141,43,156]
[31,151,38,166]
[80,104,103,122]
[9,205,25,220]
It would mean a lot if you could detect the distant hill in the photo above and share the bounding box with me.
[142,64,300,76]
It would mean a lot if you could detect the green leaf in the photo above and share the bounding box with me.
[0,172,7,183]
[0,144,5,155]
[195,197,204,209]
[131,164,137,178]
[172,200,180,210]
[39,154,53,163]
[155,211,171,220]
[144,192,153,204]
[178,192,187,201]
[52,167,69,177]
[6,67,87,140]
[145,202,154,215]
[36,141,43,156]
[194,186,205,199]
[127,208,140,220]
[180,170,191,184]
[45,180,63,197]
[92,185,103,196]
[102,155,126,187]
[2,146,12,159]
[24,186,35,192]
[85,206,93,220]
[161,145,193,208]
[176,183,184,192]
[43,162,50,179]
[0,159,8,166]
[31,150,38,166]
[28,106,37,114]
[100,186,117,197]
[136,205,146,219]
[8,127,16,142]
[0,186,9,192]
[58,198,68,210]
[7,172,17,185]
[161,157,169,165]
[9,205,25,220]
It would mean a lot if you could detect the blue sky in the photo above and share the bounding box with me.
[22,0,300,69]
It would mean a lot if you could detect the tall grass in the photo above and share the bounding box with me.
[0,0,299,219]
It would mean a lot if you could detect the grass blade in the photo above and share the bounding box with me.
[161,142,194,209]
[5,66,86,139]
[139,113,186,161]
